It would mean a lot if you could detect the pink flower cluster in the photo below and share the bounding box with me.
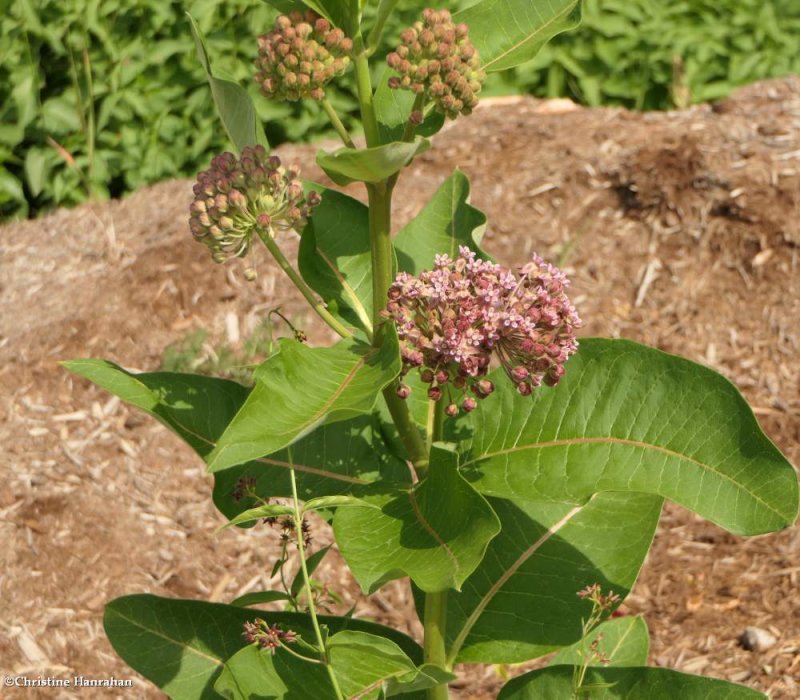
[385,247,581,414]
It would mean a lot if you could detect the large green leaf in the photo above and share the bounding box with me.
[63,360,247,459]
[316,138,430,186]
[207,335,401,472]
[549,615,650,668]
[334,445,501,593]
[438,492,661,664]
[104,594,423,700]
[216,630,442,699]
[213,415,409,522]
[298,187,373,335]
[188,13,268,153]
[456,338,798,535]
[456,0,583,72]
[374,66,446,144]
[63,360,407,521]
[393,169,488,275]
[498,665,766,699]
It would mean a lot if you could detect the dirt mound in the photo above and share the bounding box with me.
[1,77,799,698]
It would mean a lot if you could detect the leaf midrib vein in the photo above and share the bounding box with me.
[461,436,781,517]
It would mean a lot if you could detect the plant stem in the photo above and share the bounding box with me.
[424,399,450,697]
[384,388,428,469]
[424,591,450,698]
[321,98,356,149]
[256,228,352,339]
[353,36,380,148]
[426,397,446,454]
[366,183,393,336]
[366,0,401,53]
[288,450,345,700]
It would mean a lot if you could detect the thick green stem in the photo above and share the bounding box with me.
[256,228,352,339]
[366,0,401,53]
[424,591,450,698]
[367,179,428,471]
[354,37,380,148]
[288,452,344,700]
[321,98,356,149]
[384,388,428,468]
[424,399,450,698]
[367,183,393,335]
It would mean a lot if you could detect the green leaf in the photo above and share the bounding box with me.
[456,338,798,535]
[440,492,662,664]
[207,336,402,472]
[219,503,295,530]
[303,495,376,512]
[549,616,650,668]
[456,0,583,72]
[386,664,456,697]
[394,169,488,274]
[230,590,293,607]
[374,66,446,144]
[63,362,407,523]
[498,665,766,699]
[212,415,409,523]
[334,444,501,593]
[105,594,423,699]
[316,138,430,185]
[62,360,248,459]
[298,187,373,334]
[214,643,333,699]
[215,629,434,700]
[24,147,49,197]
[188,13,268,153]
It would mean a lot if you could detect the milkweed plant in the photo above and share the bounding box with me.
[65,1,798,698]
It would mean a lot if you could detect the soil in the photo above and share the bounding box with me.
[1,76,799,699]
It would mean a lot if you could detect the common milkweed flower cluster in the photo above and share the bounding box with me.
[189,145,320,265]
[385,247,581,414]
[387,8,485,119]
[255,10,353,102]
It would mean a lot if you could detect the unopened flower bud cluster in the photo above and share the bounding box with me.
[189,145,320,264]
[255,10,352,102]
[243,619,297,655]
[385,247,581,414]
[387,9,485,119]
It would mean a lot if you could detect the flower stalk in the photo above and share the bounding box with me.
[288,449,345,700]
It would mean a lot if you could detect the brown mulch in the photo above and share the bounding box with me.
[1,76,799,699]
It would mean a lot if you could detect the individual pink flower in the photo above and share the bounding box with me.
[384,247,581,412]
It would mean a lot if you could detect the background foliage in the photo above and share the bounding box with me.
[2,0,799,220]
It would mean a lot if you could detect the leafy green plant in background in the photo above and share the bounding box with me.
[64,1,798,698]
[4,0,800,220]
[509,0,800,109]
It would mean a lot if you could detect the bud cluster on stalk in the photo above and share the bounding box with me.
[189,145,320,265]
[385,247,581,415]
[255,10,353,102]
[386,8,485,119]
